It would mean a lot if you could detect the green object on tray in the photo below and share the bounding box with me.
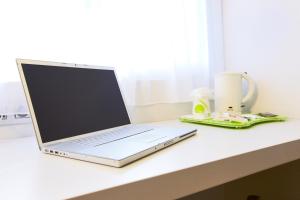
[179,114,287,129]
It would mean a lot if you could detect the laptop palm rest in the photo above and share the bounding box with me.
[80,131,172,160]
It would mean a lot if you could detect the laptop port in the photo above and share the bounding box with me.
[50,150,53,153]
[55,151,58,154]
[164,140,174,147]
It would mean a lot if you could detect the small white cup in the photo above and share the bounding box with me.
[191,88,212,118]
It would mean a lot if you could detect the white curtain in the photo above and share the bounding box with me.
[0,0,223,114]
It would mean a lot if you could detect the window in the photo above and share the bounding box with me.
[0,0,223,116]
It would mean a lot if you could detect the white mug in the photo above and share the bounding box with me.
[214,72,255,113]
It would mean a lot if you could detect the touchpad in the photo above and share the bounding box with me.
[129,132,167,143]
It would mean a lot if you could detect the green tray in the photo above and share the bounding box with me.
[179,114,287,129]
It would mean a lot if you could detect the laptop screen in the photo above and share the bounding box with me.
[21,63,131,143]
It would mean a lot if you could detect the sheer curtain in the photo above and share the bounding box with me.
[0,0,223,116]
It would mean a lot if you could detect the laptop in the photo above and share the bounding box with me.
[17,59,197,167]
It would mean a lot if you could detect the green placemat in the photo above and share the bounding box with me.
[179,114,287,129]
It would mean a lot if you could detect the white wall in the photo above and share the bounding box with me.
[223,0,300,118]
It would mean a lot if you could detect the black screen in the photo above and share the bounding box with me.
[22,64,131,143]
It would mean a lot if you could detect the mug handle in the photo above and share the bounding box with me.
[241,72,255,105]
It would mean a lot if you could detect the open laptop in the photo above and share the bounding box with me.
[17,59,197,167]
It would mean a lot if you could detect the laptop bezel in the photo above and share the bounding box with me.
[16,58,133,149]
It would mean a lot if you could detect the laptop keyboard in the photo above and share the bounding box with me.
[68,126,154,147]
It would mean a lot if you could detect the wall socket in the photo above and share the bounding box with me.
[247,195,261,200]
[0,114,31,125]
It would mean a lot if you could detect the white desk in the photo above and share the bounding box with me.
[1,119,300,200]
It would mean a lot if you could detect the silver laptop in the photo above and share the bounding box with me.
[17,59,197,167]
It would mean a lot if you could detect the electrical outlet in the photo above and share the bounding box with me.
[247,195,261,200]
[0,114,31,125]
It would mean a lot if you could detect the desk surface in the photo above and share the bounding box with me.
[1,119,300,200]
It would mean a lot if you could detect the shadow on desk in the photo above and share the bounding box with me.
[180,159,300,200]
